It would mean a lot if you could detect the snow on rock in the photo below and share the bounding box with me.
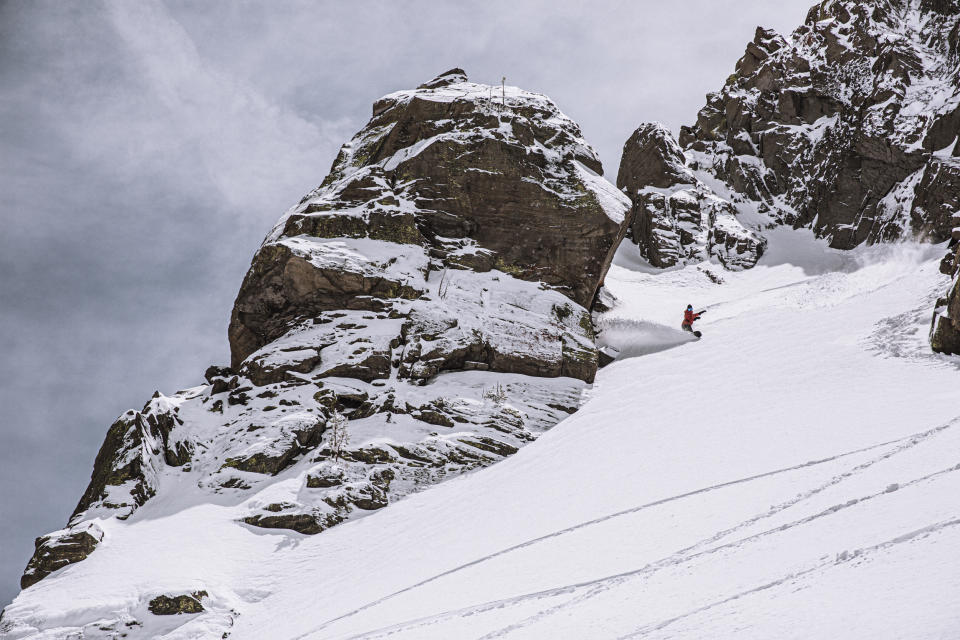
[679,0,960,249]
[7,5,960,635]
[232,67,630,367]
[617,123,766,269]
[5,229,959,639]
[931,238,960,354]
[3,68,629,629]
[619,0,960,352]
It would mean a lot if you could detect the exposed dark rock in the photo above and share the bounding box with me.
[342,447,395,465]
[932,242,960,355]
[412,407,455,428]
[228,69,629,375]
[70,395,195,522]
[306,471,344,488]
[148,591,207,615]
[349,485,389,511]
[618,124,766,269]
[315,346,391,382]
[210,374,238,395]
[242,511,333,535]
[458,436,519,457]
[911,160,960,242]
[70,415,156,520]
[22,70,613,592]
[222,419,325,475]
[204,365,235,386]
[618,123,695,192]
[678,1,960,250]
[417,67,468,90]
[241,349,323,387]
[229,242,422,369]
[619,1,960,355]
[21,525,103,589]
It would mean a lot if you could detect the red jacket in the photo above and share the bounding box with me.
[683,309,700,326]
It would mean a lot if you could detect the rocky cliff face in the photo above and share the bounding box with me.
[617,123,766,269]
[17,69,629,592]
[620,0,960,257]
[618,0,960,352]
[681,0,960,248]
[931,235,960,353]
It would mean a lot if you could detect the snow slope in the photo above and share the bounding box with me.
[4,231,959,639]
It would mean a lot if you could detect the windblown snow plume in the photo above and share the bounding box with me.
[596,317,699,360]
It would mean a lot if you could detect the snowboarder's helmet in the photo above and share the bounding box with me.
[687,304,693,310]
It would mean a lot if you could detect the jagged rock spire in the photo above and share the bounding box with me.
[417,67,468,89]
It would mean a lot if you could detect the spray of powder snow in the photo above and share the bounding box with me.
[595,317,699,360]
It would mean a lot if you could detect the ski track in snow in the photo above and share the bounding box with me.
[6,232,960,640]
[298,237,960,640]
[340,510,960,640]
[327,419,960,640]
[345,496,960,640]
[301,419,959,638]
[866,282,960,369]
[615,517,960,640]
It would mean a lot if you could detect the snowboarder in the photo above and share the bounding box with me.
[682,304,705,338]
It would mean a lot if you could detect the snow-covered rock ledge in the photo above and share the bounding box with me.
[2,68,629,636]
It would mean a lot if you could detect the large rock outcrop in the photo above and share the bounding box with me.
[617,123,766,269]
[620,0,960,271]
[679,0,960,249]
[618,0,960,357]
[931,232,960,354]
[13,69,629,604]
[229,67,627,368]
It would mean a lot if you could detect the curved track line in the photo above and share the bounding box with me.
[617,516,960,639]
[342,460,960,639]
[295,419,958,639]
[475,459,960,639]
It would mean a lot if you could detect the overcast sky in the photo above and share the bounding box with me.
[0,0,814,609]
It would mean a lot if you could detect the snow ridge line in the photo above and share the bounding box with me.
[344,460,960,639]
[296,419,959,639]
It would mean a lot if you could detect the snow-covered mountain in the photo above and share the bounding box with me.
[3,1,960,637]
[3,68,631,634]
[618,0,960,353]
[4,230,958,639]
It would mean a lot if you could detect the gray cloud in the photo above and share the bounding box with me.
[0,0,813,608]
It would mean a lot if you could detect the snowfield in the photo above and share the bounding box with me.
[4,230,959,639]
